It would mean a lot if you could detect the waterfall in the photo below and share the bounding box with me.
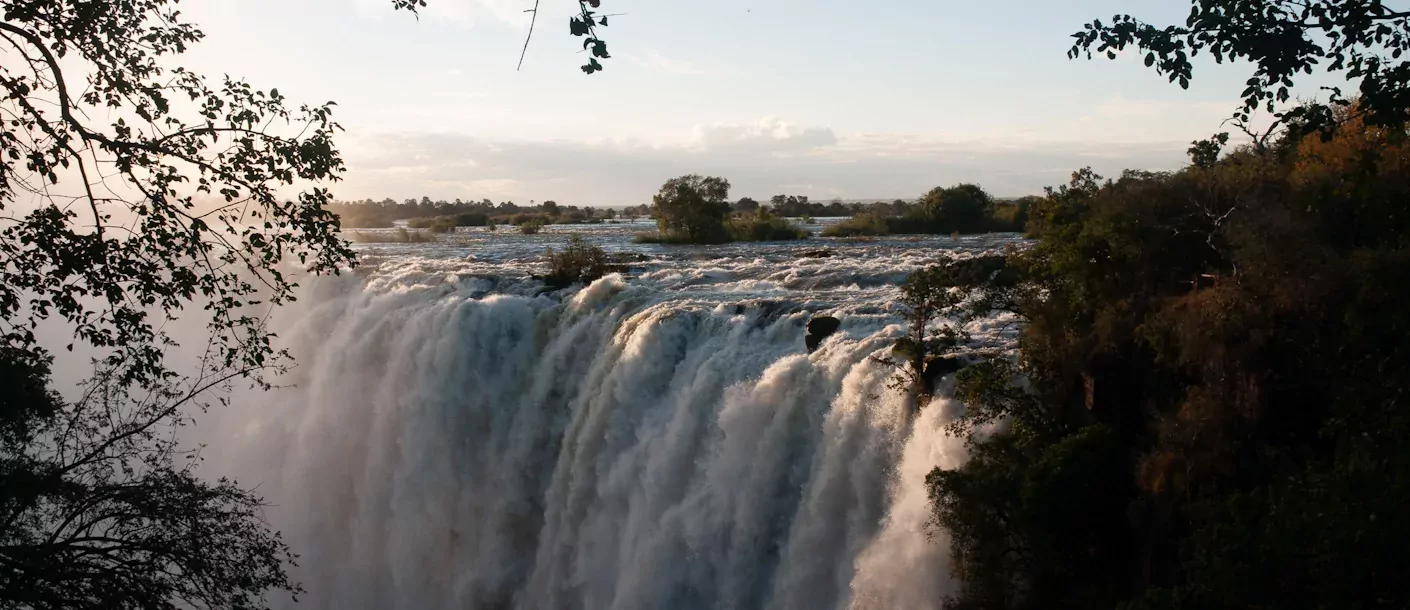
[198,256,973,610]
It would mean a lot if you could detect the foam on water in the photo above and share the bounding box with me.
[198,229,1022,610]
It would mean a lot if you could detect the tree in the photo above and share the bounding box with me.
[651,174,731,244]
[0,0,431,604]
[927,122,1410,608]
[733,197,760,214]
[877,256,1014,415]
[0,0,357,386]
[1069,0,1410,142]
[0,352,301,609]
[918,184,995,233]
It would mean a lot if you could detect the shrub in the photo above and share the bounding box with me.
[519,219,545,235]
[543,235,614,288]
[510,213,550,227]
[727,211,811,241]
[408,213,488,233]
[822,213,889,237]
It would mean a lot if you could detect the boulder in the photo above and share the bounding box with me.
[805,316,843,352]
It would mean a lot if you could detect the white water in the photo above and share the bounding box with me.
[197,229,1020,610]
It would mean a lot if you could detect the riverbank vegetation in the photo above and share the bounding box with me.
[634,175,812,244]
[332,198,638,229]
[912,0,1410,602]
[822,185,1032,237]
[924,110,1410,609]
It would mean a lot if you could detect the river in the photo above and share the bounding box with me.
[196,220,1024,610]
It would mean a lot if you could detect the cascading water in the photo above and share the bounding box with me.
[196,227,1021,610]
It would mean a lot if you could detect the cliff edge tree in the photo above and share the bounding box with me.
[0,0,616,604]
[651,174,732,244]
[921,1,1410,607]
[0,0,437,604]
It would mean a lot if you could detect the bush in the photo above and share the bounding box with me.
[543,235,616,288]
[727,211,811,241]
[510,213,550,227]
[822,213,889,237]
[408,213,487,233]
[519,219,545,235]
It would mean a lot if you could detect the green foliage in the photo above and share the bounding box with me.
[821,185,1024,237]
[877,256,1014,411]
[1187,132,1230,168]
[727,209,811,241]
[0,0,356,386]
[918,184,996,233]
[822,213,890,237]
[519,218,546,235]
[928,115,1410,608]
[651,174,733,244]
[1068,0,1410,138]
[543,234,616,289]
[992,197,1037,233]
[0,2,414,603]
[408,212,489,232]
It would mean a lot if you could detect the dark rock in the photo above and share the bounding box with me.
[805,315,843,352]
[922,355,965,386]
[800,249,835,258]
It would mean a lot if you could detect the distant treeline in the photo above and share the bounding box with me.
[822,185,1034,237]
[329,197,654,229]
[334,193,1032,234]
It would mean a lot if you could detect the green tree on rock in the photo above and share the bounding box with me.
[651,174,732,244]
[919,184,995,233]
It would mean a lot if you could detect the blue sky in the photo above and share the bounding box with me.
[179,0,1309,205]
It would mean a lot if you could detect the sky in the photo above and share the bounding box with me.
[173,0,1303,206]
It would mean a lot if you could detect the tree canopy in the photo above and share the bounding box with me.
[1,0,356,386]
[920,1,1410,607]
[651,174,732,244]
[0,0,405,604]
[1070,0,1410,141]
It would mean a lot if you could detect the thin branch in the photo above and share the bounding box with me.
[518,0,542,71]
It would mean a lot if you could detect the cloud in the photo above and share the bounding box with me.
[689,118,838,154]
[336,120,1192,206]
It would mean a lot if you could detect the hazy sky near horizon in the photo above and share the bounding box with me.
[177,0,1305,206]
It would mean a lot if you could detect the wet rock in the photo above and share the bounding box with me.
[800,249,835,258]
[922,355,965,386]
[805,315,843,352]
